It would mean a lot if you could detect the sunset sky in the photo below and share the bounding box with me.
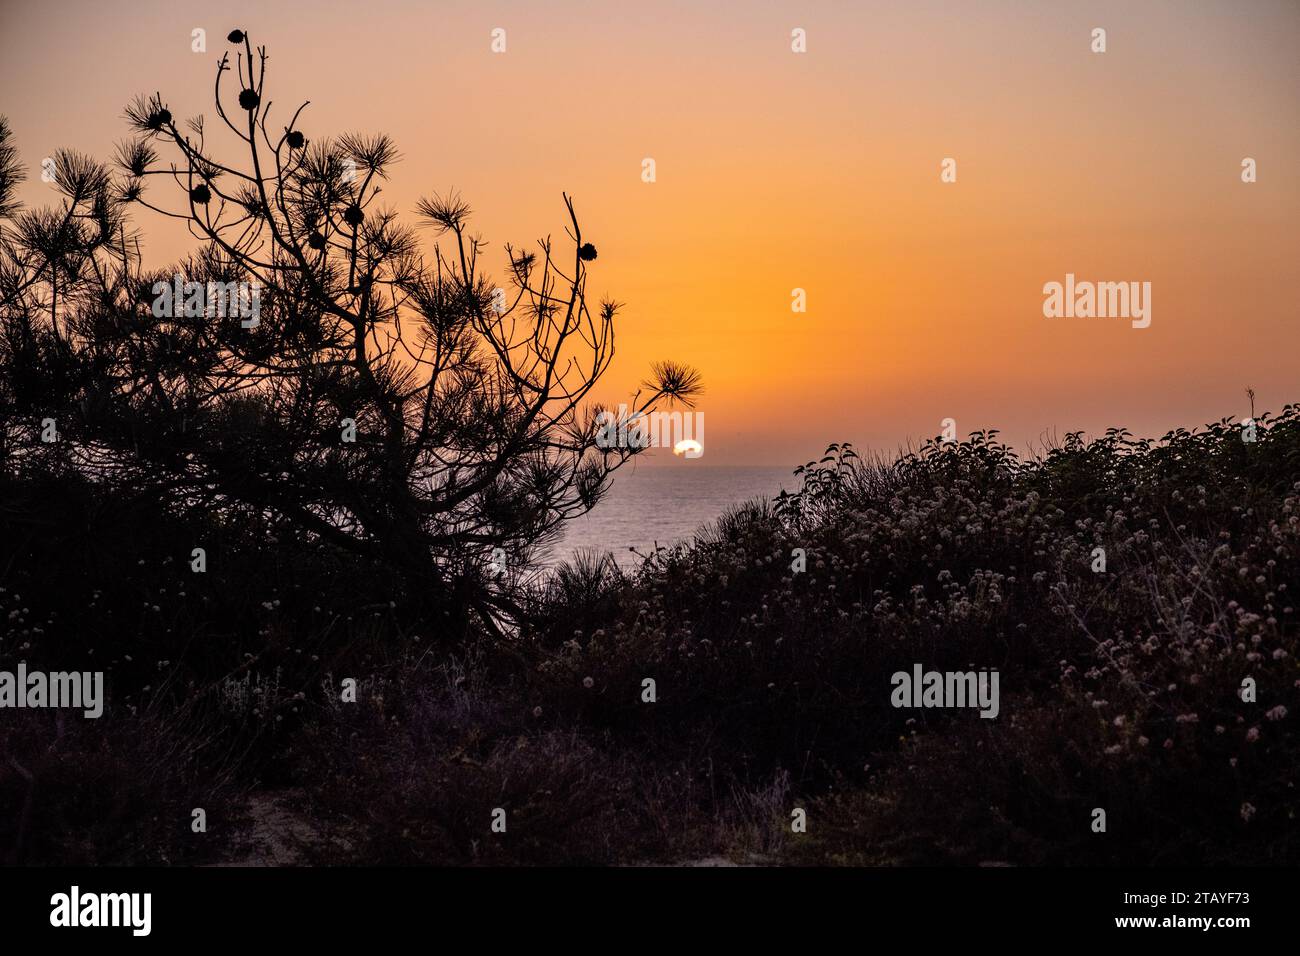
[2,0,1297,466]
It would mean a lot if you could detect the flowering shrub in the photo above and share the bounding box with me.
[528,408,1300,863]
[3,407,1296,863]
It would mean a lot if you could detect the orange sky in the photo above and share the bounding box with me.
[2,0,1297,466]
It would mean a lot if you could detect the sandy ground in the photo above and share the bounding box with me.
[216,790,762,866]
[214,790,337,866]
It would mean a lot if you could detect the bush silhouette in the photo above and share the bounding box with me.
[0,32,701,641]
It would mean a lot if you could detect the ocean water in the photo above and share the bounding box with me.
[545,464,795,568]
